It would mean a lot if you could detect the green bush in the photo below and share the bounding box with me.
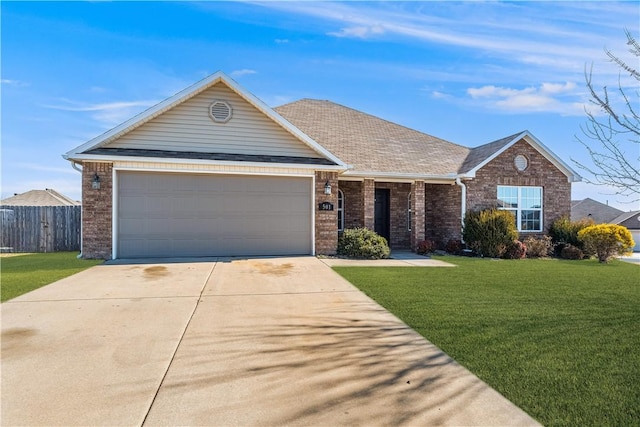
[337,228,390,259]
[463,208,518,258]
[549,216,594,253]
[578,224,635,263]
[523,235,553,258]
[504,240,527,259]
[560,244,584,260]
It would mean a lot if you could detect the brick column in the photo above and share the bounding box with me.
[82,162,113,259]
[411,180,425,251]
[315,171,338,255]
[363,178,375,230]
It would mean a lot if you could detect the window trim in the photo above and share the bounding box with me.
[337,189,344,232]
[407,192,412,232]
[497,185,543,232]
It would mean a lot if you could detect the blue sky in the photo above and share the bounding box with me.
[2,1,638,210]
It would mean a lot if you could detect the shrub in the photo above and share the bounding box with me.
[504,240,527,259]
[549,216,594,253]
[560,244,584,260]
[337,228,390,259]
[416,239,436,255]
[578,224,635,263]
[523,235,553,258]
[445,239,463,255]
[463,208,518,258]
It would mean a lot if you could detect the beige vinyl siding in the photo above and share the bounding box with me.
[107,82,319,158]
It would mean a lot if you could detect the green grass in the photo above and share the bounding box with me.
[334,257,640,427]
[1,252,102,302]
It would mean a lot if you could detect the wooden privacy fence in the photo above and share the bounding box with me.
[1,206,81,253]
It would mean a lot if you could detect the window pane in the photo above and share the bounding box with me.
[520,210,541,231]
[521,187,541,209]
[497,186,518,208]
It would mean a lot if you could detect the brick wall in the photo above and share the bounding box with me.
[82,162,113,259]
[339,181,364,229]
[315,171,338,255]
[411,181,426,250]
[465,139,572,235]
[425,183,462,244]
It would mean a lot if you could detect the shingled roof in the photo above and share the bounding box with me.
[275,99,471,177]
[1,189,80,206]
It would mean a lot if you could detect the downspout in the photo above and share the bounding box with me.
[71,161,83,258]
[455,177,466,243]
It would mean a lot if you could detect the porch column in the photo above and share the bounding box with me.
[363,178,375,230]
[411,180,425,251]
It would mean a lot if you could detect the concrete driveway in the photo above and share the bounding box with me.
[2,257,539,426]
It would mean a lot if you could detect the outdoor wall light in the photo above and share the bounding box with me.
[324,181,331,195]
[92,173,101,190]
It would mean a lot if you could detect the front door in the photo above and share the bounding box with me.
[374,188,390,243]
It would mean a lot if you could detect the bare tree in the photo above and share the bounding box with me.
[574,29,639,201]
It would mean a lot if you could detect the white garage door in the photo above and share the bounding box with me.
[117,171,312,258]
[631,230,640,252]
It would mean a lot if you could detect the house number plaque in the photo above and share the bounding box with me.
[318,202,334,211]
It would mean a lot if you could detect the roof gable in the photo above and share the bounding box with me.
[571,198,623,223]
[64,72,346,168]
[460,131,581,182]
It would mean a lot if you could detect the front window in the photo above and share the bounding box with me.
[337,189,344,231]
[497,186,542,232]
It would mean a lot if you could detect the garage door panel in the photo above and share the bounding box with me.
[118,172,312,258]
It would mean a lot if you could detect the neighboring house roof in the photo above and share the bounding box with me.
[570,198,624,223]
[0,189,80,206]
[610,210,640,230]
[275,99,581,182]
[64,71,347,170]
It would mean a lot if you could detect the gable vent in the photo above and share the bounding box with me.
[209,100,232,123]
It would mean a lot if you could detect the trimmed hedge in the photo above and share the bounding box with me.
[337,228,390,259]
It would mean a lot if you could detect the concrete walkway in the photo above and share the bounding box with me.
[2,256,539,426]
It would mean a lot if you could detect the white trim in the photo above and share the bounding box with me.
[64,71,348,169]
[462,131,581,183]
[111,167,316,258]
[112,165,316,178]
[311,175,316,256]
[112,169,118,260]
[337,189,345,232]
[342,170,457,183]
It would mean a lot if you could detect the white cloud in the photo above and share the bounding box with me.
[466,82,585,115]
[230,69,258,78]
[275,38,289,44]
[328,25,385,39]
[43,99,160,126]
[1,79,29,87]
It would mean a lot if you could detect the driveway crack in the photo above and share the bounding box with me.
[140,261,217,426]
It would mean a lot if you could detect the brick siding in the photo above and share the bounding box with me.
[465,139,571,236]
[425,183,462,245]
[82,162,113,259]
[315,171,338,255]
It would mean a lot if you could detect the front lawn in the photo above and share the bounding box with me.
[1,252,102,302]
[334,257,639,427]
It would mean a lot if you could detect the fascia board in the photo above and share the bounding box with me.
[66,153,348,172]
[342,170,458,183]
